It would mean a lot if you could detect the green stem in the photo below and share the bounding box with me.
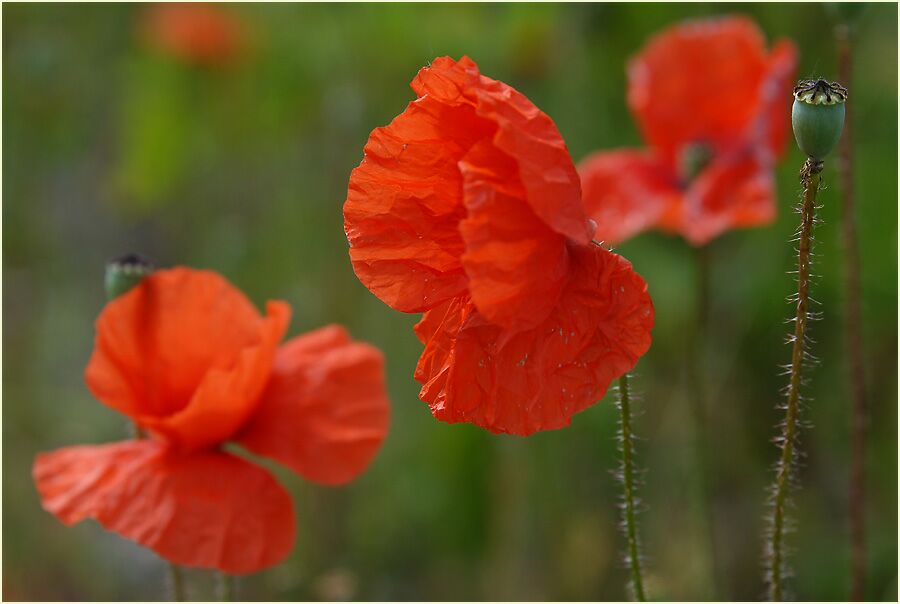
[169,563,186,602]
[218,572,236,601]
[766,157,821,601]
[617,373,646,602]
[687,245,719,599]
[696,245,711,329]
[836,23,867,602]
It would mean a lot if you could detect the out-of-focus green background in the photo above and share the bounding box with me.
[3,3,897,601]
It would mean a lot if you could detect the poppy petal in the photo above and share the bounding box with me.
[144,301,291,452]
[459,139,569,331]
[682,152,776,245]
[344,91,488,313]
[85,268,290,452]
[345,56,590,318]
[238,326,390,486]
[464,64,592,244]
[410,55,479,103]
[627,16,771,159]
[414,243,654,436]
[33,440,295,574]
[413,56,591,243]
[578,149,681,245]
[753,40,798,157]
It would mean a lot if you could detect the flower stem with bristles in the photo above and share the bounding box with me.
[765,157,822,601]
[617,372,646,602]
[836,22,867,601]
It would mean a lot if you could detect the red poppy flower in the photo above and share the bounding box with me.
[344,56,654,436]
[141,3,244,66]
[578,16,797,246]
[33,268,389,574]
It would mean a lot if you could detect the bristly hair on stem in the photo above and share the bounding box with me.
[616,372,647,602]
[764,157,823,601]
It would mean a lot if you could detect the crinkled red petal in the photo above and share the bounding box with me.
[143,301,289,452]
[578,148,681,245]
[459,139,569,331]
[345,56,590,324]
[681,151,776,246]
[344,90,486,313]
[461,63,592,244]
[85,268,290,453]
[414,243,654,436]
[627,16,771,159]
[33,440,295,574]
[238,325,390,486]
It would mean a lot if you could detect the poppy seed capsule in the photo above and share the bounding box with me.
[792,79,847,160]
[105,253,155,300]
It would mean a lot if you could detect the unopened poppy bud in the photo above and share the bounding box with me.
[792,79,847,160]
[105,253,155,300]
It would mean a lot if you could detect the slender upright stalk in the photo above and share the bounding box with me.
[168,563,186,602]
[687,245,719,599]
[696,245,711,328]
[836,23,867,601]
[218,572,236,601]
[766,158,822,601]
[617,373,646,602]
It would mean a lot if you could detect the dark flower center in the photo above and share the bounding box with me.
[678,142,714,187]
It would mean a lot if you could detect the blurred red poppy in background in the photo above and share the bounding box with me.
[578,16,797,246]
[141,3,245,66]
[33,268,389,574]
[344,56,654,436]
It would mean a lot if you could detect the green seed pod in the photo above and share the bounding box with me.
[792,79,847,161]
[105,253,155,300]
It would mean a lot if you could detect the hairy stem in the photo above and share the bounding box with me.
[617,373,646,602]
[169,563,186,602]
[836,23,867,602]
[766,158,821,601]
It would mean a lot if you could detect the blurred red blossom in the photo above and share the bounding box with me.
[579,16,797,246]
[344,56,654,436]
[141,3,245,66]
[33,268,389,574]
